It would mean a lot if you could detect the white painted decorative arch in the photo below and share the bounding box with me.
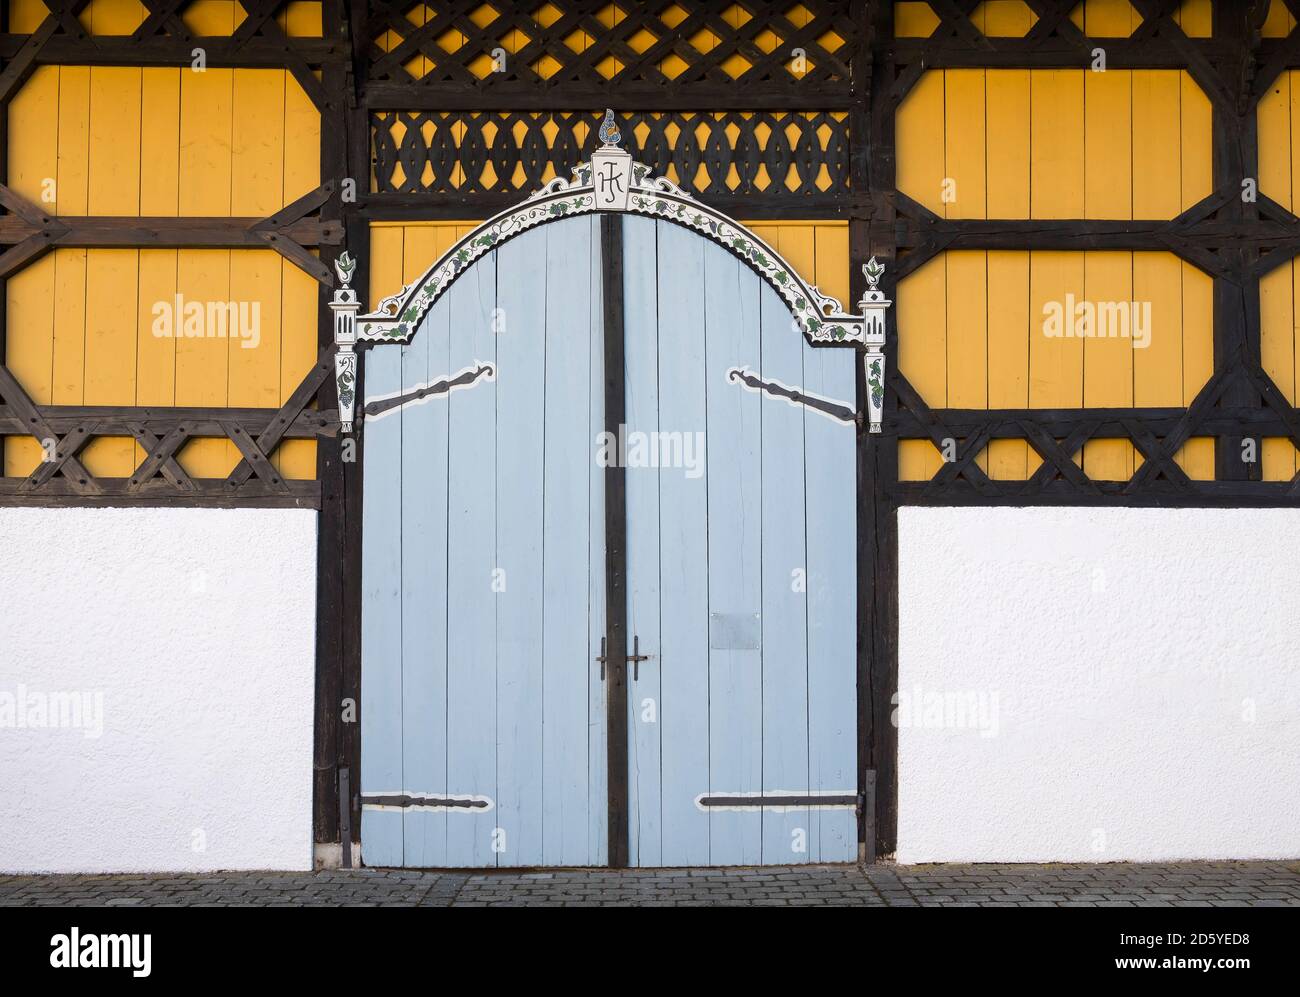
[331,111,891,433]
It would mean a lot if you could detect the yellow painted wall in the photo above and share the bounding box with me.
[1257,69,1300,480]
[5,32,321,478]
[896,67,1216,482]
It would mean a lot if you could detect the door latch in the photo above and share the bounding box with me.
[596,636,653,680]
[628,634,651,681]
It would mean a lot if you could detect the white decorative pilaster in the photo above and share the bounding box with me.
[330,251,360,433]
[858,257,892,434]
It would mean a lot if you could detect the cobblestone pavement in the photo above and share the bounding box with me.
[2,862,1298,906]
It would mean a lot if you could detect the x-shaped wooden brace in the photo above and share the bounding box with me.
[224,346,338,492]
[127,424,196,493]
[0,366,102,495]
[891,372,1001,498]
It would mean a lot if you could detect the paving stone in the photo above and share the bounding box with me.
[0,862,1296,907]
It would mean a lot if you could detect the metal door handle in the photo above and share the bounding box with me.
[627,634,652,681]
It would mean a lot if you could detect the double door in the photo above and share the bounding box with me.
[360,214,857,867]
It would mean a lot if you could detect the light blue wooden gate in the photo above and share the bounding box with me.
[360,213,857,868]
[361,216,608,868]
[622,218,859,866]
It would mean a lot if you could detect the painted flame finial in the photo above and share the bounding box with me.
[598,108,621,147]
[862,256,885,291]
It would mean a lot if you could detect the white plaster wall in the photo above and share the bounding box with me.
[0,507,317,873]
[897,507,1300,864]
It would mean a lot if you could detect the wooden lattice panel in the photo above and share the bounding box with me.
[371,109,849,200]
[365,1,857,90]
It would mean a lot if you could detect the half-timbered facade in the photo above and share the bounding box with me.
[2,1,1298,872]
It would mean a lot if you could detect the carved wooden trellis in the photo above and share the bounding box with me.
[371,108,852,210]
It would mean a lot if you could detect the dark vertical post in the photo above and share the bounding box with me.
[312,0,362,862]
[601,212,630,868]
[859,0,899,859]
[1212,2,1261,483]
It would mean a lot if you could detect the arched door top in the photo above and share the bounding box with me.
[330,111,891,434]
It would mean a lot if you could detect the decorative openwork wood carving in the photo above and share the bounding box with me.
[371,109,851,205]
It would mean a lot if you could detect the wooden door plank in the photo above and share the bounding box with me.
[654,220,712,866]
[494,224,547,867]
[801,341,858,861]
[757,265,810,863]
[444,241,498,868]
[359,343,404,867]
[701,237,762,866]
[542,216,601,866]
[622,214,663,867]
[586,215,609,867]
[397,291,452,868]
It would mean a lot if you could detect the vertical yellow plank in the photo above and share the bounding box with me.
[985,69,1031,475]
[5,66,59,476]
[278,71,322,478]
[1031,70,1084,218]
[1080,252,1134,480]
[279,261,319,478]
[896,70,946,213]
[283,73,321,204]
[1256,72,1293,479]
[177,60,234,475]
[136,66,182,464]
[1179,264,1215,478]
[10,0,51,33]
[8,65,58,207]
[986,70,1030,217]
[82,250,139,475]
[1081,0,1138,35]
[1260,264,1296,479]
[776,226,817,305]
[368,225,406,306]
[80,61,143,474]
[1175,0,1212,37]
[1180,71,1213,210]
[137,250,178,408]
[231,70,285,216]
[140,68,181,215]
[1262,0,1296,38]
[56,66,91,214]
[1029,251,1085,472]
[175,250,234,477]
[897,256,947,480]
[943,70,987,219]
[812,224,850,312]
[86,0,146,34]
[283,1,323,36]
[1132,71,1183,219]
[229,69,286,472]
[51,249,87,407]
[986,251,1031,478]
[4,256,57,475]
[946,251,989,471]
[1133,252,1184,412]
[976,1,1036,35]
[1084,69,1131,219]
[1257,73,1291,213]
